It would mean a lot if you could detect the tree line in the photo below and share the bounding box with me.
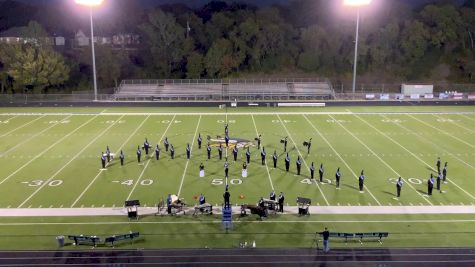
[1,0,475,93]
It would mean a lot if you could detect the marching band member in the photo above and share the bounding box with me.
[199,162,205,177]
[396,177,403,198]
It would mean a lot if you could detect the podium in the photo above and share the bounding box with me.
[222,206,233,231]
[125,200,140,220]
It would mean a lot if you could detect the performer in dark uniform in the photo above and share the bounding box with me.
[258,197,266,217]
[207,143,211,160]
[164,137,169,152]
[396,177,403,198]
[137,146,142,163]
[310,162,315,179]
[218,144,223,160]
[224,122,229,135]
[358,170,365,192]
[257,134,261,149]
[272,151,278,168]
[199,162,205,177]
[224,158,229,177]
[283,137,288,152]
[199,194,206,205]
[170,145,175,159]
[278,192,284,213]
[166,194,172,214]
[285,153,290,172]
[261,147,266,165]
[428,174,434,196]
[223,189,231,208]
[225,134,230,147]
[246,147,251,164]
[436,157,441,174]
[296,156,301,175]
[436,171,442,191]
[119,150,124,166]
[335,167,341,188]
[307,138,312,154]
[270,190,276,201]
[186,143,191,159]
[155,145,160,160]
[319,163,324,182]
[101,152,106,169]
[197,133,202,149]
[233,146,238,161]
[143,138,150,155]
[442,162,447,183]
[106,146,111,162]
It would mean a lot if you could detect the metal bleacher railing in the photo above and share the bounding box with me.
[114,78,335,101]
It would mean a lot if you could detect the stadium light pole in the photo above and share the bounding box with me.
[344,0,372,96]
[75,0,104,101]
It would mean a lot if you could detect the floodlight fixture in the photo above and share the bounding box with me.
[343,0,372,7]
[75,0,104,7]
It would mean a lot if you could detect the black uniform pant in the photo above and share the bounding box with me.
[297,166,301,175]
[311,171,314,179]
[279,202,284,212]
[137,155,141,163]
[336,178,340,188]
[319,173,323,182]
[261,158,265,165]
[198,142,201,149]
[273,160,277,168]
[145,148,149,155]
[167,205,171,214]
[208,152,211,159]
[225,169,228,177]
[285,163,290,172]
[428,186,433,195]
[437,180,440,191]
[359,181,364,191]
[120,158,124,166]
[443,174,446,182]
[101,160,105,169]
[165,144,169,151]
[107,155,110,162]
[171,152,174,159]
[397,186,401,197]
[224,200,230,209]
[187,152,190,159]
[233,153,237,161]
[247,156,250,163]
[156,153,159,160]
[219,152,222,160]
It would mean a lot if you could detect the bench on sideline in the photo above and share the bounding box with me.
[319,232,389,244]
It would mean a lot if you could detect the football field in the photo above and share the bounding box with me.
[0,105,475,249]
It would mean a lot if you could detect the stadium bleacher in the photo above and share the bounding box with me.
[114,79,334,101]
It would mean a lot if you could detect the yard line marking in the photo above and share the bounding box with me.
[177,115,202,197]
[0,115,46,138]
[251,115,274,191]
[304,115,381,206]
[461,114,475,124]
[70,115,152,207]
[0,115,72,157]
[378,114,475,201]
[17,115,125,208]
[408,115,475,150]
[329,114,433,205]
[434,114,475,134]
[0,115,101,186]
[276,114,329,205]
[126,115,177,200]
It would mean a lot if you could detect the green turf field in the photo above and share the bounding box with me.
[0,105,474,249]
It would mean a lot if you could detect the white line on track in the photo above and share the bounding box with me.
[4,111,475,116]
[177,115,202,197]
[375,114,475,201]
[0,115,46,138]
[277,114,329,205]
[251,115,274,191]
[303,115,381,205]
[1,219,475,226]
[70,115,152,207]
[329,114,433,205]
[126,115,177,200]
[0,115,101,186]
[408,114,475,150]
[17,115,126,208]
[0,115,72,157]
